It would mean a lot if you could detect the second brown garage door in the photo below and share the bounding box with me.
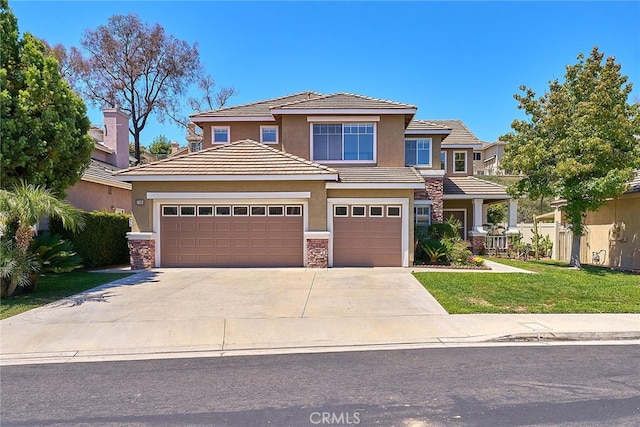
[332,204,402,267]
[160,204,303,267]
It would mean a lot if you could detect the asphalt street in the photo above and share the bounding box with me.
[1,344,639,426]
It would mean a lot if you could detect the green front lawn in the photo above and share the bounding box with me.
[0,272,134,320]
[414,258,640,314]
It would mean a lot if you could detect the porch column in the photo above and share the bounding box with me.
[468,198,487,254]
[505,198,520,235]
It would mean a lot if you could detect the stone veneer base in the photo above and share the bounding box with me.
[128,239,156,270]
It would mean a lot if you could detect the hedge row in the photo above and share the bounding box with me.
[50,211,130,268]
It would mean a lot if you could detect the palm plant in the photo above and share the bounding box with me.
[0,182,85,296]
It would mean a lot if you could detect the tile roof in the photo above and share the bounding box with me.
[273,93,417,111]
[83,159,131,190]
[428,120,481,146]
[443,176,509,197]
[114,140,338,178]
[406,120,452,132]
[190,92,323,118]
[335,167,425,184]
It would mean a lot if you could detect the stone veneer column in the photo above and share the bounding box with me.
[127,232,156,270]
[415,177,444,223]
[468,234,487,255]
[304,232,330,268]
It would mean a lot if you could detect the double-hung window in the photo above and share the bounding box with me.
[405,138,432,166]
[454,151,467,173]
[213,126,230,144]
[415,202,432,231]
[312,123,374,162]
[260,126,278,144]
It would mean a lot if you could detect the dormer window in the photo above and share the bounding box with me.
[212,126,230,144]
[311,123,375,162]
[405,138,432,167]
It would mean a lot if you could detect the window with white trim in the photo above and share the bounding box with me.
[334,206,348,217]
[268,206,284,216]
[369,206,383,217]
[415,202,431,229]
[286,205,302,216]
[190,142,202,152]
[180,206,196,216]
[251,206,266,216]
[473,152,482,161]
[387,206,401,217]
[260,126,278,144]
[163,206,178,216]
[312,123,374,161]
[405,138,432,166]
[198,206,213,216]
[454,151,467,173]
[233,206,248,216]
[352,206,366,217]
[212,126,230,144]
[215,206,231,216]
[440,151,446,169]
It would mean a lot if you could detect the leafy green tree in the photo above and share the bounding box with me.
[0,182,85,296]
[0,0,93,196]
[501,47,640,268]
[148,134,172,159]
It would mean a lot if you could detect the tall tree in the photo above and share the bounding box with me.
[67,14,201,164]
[0,0,93,196]
[148,134,172,159]
[501,46,640,268]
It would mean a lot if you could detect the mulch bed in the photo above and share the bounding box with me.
[412,263,491,270]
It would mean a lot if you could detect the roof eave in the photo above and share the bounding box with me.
[190,116,276,122]
[405,129,452,135]
[115,174,339,182]
[270,108,418,115]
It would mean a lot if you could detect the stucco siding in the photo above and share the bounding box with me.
[66,180,132,213]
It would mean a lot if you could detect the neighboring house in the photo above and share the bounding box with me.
[115,92,516,269]
[65,108,132,213]
[473,140,508,175]
[550,170,640,272]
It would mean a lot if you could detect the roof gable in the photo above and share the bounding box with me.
[429,119,481,147]
[272,93,417,111]
[114,140,338,181]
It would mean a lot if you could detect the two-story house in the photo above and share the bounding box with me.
[115,92,517,269]
[473,140,508,176]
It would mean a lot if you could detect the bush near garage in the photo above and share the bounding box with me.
[50,211,130,268]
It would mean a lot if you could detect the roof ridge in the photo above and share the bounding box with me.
[271,92,417,109]
[191,91,324,116]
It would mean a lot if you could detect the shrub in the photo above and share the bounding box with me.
[420,239,450,264]
[50,211,130,268]
[30,232,83,273]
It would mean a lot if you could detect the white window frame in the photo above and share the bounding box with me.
[260,126,279,144]
[190,141,202,152]
[404,138,432,167]
[440,151,447,170]
[473,152,482,161]
[212,126,230,144]
[369,206,384,217]
[453,151,467,174]
[310,122,377,164]
[180,206,196,216]
[162,206,179,217]
[233,205,249,216]
[386,206,401,217]
[250,206,267,216]
[351,206,366,217]
[414,201,432,227]
[334,205,348,217]
[268,205,284,216]
[197,206,214,216]
[286,205,302,216]
[215,206,231,216]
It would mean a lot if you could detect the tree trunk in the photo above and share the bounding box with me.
[569,232,582,269]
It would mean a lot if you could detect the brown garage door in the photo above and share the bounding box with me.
[333,204,402,267]
[161,204,303,267]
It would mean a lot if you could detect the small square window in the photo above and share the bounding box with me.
[352,206,366,217]
[215,206,231,216]
[286,205,301,216]
[268,206,284,216]
[163,206,178,216]
[213,127,230,144]
[180,206,196,216]
[369,206,383,217]
[260,126,278,144]
[251,206,266,216]
[387,206,401,217]
[334,206,348,217]
[473,152,482,161]
[233,206,249,216]
[198,206,213,216]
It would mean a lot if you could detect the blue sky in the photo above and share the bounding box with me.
[10,1,640,146]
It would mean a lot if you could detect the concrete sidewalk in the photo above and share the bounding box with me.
[1,267,638,365]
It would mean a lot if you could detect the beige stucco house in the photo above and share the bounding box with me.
[473,140,508,176]
[115,92,516,269]
[65,108,132,213]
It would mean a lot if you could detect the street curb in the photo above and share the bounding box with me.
[489,331,640,342]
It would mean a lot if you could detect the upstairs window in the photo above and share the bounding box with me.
[213,126,230,144]
[454,151,467,173]
[405,138,432,166]
[473,152,482,161]
[260,126,278,144]
[440,151,446,169]
[312,123,374,162]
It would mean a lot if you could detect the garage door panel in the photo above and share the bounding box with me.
[161,204,303,267]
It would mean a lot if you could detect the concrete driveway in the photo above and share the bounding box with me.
[1,268,461,361]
